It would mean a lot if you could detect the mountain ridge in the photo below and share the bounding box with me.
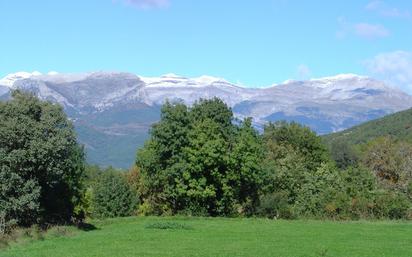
[1,71,412,168]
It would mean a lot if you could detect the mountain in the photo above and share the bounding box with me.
[323,107,412,146]
[1,71,412,168]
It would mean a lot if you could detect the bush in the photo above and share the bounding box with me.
[91,169,137,218]
[293,163,344,218]
[257,191,294,219]
[407,208,412,220]
[341,166,377,219]
[348,196,375,220]
[372,190,410,219]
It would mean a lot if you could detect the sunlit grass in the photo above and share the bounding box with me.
[1,216,411,257]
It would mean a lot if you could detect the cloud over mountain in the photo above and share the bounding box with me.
[365,51,412,93]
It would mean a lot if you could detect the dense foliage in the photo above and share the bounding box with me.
[132,99,412,220]
[0,91,85,230]
[136,99,264,216]
[91,168,137,218]
[2,93,411,229]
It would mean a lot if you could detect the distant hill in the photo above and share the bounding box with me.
[323,108,412,145]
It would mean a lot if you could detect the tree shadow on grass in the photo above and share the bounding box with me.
[77,222,98,232]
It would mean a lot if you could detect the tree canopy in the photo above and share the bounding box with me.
[136,98,264,216]
[0,91,85,228]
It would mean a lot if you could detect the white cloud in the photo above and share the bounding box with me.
[336,17,389,40]
[121,0,170,9]
[366,1,411,19]
[296,64,311,80]
[354,23,389,39]
[364,51,412,94]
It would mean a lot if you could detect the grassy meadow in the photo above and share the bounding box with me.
[1,217,411,257]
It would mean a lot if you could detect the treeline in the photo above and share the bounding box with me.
[84,98,412,220]
[1,93,411,233]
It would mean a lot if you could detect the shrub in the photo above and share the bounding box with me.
[91,169,137,218]
[257,191,294,219]
[407,208,412,220]
[348,196,375,220]
[372,190,410,219]
[341,166,377,219]
[293,163,344,218]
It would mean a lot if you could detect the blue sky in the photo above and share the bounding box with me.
[1,0,412,92]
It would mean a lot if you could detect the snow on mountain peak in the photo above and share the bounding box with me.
[194,75,224,84]
[31,71,42,76]
[0,71,42,87]
[161,73,186,79]
[48,71,59,75]
[310,73,366,82]
[140,73,239,90]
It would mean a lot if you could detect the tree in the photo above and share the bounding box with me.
[263,121,330,172]
[261,145,308,204]
[294,163,347,218]
[190,98,234,141]
[91,168,136,218]
[229,118,264,215]
[362,136,410,186]
[329,138,359,169]
[261,121,330,209]
[0,91,85,226]
[136,98,263,216]
[136,101,190,214]
[178,117,230,215]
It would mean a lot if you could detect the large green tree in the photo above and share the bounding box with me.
[0,91,85,227]
[136,98,263,216]
[136,101,190,214]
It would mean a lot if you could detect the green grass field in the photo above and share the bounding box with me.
[1,217,411,257]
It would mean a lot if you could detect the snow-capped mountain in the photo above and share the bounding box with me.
[1,71,411,168]
[0,71,42,87]
[138,73,257,107]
